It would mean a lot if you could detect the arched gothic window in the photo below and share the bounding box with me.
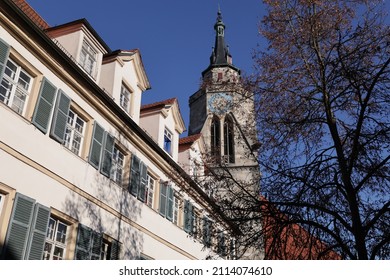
[224,115,235,163]
[210,115,221,161]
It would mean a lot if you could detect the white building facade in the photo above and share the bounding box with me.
[0,0,237,260]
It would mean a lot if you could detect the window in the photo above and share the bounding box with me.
[74,224,120,260]
[89,128,126,184]
[64,108,86,156]
[79,40,97,77]
[120,84,131,113]
[173,195,181,226]
[145,174,155,208]
[32,78,57,134]
[129,155,148,201]
[99,239,119,260]
[217,231,226,256]
[34,87,89,158]
[159,182,174,221]
[192,211,201,239]
[217,72,223,81]
[191,160,199,178]
[203,217,212,248]
[223,115,235,163]
[183,200,194,233]
[111,145,125,185]
[0,58,33,115]
[43,217,68,260]
[164,127,173,155]
[210,115,221,161]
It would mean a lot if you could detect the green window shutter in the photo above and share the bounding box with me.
[3,193,35,260]
[129,155,140,196]
[74,224,92,260]
[88,122,104,169]
[158,182,168,217]
[183,200,193,233]
[32,78,57,133]
[25,203,50,260]
[90,231,103,260]
[217,232,226,256]
[0,39,10,80]
[100,132,114,177]
[137,162,147,202]
[166,185,174,221]
[110,240,120,260]
[50,90,71,143]
[203,217,211,247]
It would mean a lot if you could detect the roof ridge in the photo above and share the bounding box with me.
[12,0,50,30]
[141,97,177,110]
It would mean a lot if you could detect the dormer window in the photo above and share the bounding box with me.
[120,84,131,113]
[79,39,97,77]
[164,127,173,155]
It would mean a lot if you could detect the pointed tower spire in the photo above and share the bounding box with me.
[202,9,240,77]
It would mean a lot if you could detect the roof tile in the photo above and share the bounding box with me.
[12,0,50,30]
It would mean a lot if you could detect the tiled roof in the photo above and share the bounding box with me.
[179,134,202,145]
[141,98,177,111]
[12,0,50,30]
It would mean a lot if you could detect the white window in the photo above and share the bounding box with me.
[64,109,86,156]
[145,174,155,208]
[0,58,33,115]
[79,40,97,77]
[111,145,125,185]
[164,127,173,155]
[120,85,131,113]
[173,196,180,226]
[43,217,68,260]
[100,240,110,260]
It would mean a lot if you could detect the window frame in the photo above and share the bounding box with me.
[145,173,155,208]
[42,216,69,260]
[111,144,126,186]
[0,57,33,116]
[173,195,181,227]
[64,107,87,157]
[163,127,173,155]
[120,83,131,113]
[79,39,97,77]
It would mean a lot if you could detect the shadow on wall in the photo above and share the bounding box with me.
[64,165,144,259]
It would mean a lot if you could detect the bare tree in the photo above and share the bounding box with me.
[248,0,390,259]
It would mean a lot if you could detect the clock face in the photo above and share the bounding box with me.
[208,92,233,115]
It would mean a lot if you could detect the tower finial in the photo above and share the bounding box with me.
[217,4,222,22]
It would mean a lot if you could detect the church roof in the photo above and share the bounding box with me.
[202,9,240,77]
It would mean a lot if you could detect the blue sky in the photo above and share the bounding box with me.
[26,0,267,135]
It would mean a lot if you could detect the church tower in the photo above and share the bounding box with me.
[188,10,262,259]
[188,9,259,179]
